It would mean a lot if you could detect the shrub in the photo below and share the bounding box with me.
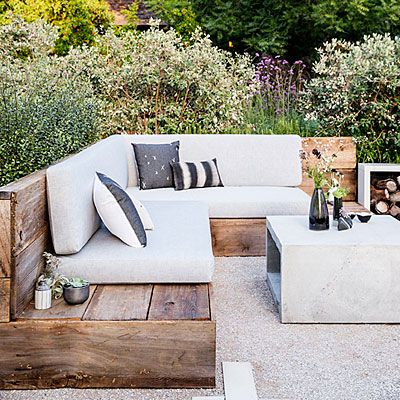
[236,55,316,136]
[66,24,255,135]
[0,21,102,186]
[0,17,58,60]
[0,0,114,55]
[301,34,400,163]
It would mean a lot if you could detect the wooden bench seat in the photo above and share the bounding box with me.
[0,284,216,389]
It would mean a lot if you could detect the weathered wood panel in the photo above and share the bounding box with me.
[0,278,10,323]
[301,137,357,169]
[211,219,266,257]
[0,170,50,319]
[300,168,356,200]
[148,284,210,321]
[1,170,48,256]
[0,320,216,389]
[18,285,97,321]
[12,230,50,318]
[83,285,153,321]
[300,137,357,201]
[211,201,368,257]
[0,200,11,278]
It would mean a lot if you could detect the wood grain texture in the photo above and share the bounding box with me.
[148,284,210,321]
[18,285,97,321]
[300,168,356,201]
[0,320,216,389]
[0,200,11,278]
[301,137,357,201]
[83,285,153,321]
[211,218,266,257]
[12,230,50,319]
[0,279,10,323]
[301,137,356,169]
[211,202,367,257]
[10,170,48,256]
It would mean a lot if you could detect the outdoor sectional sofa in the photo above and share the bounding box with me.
[46,134,310,284]
[0,135,359,390]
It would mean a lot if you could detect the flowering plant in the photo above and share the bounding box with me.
[301,148,337,189]
[329,170,348,200]
[253,55,307,118]
[38,253,69,299]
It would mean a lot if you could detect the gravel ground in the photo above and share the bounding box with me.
[2,257,400,400]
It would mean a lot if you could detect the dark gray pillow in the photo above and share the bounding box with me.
[132,141,180,190]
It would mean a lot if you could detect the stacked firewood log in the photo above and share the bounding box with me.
[370,177,400,219]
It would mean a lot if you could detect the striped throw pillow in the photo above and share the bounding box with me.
[171,159,224,191]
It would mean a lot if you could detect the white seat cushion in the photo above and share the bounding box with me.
[125,186,310,218]
[58,201,215,284]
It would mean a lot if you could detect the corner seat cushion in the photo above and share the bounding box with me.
[125,186,311,218]
[57,201,215,284]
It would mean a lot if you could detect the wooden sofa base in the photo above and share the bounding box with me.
[0,284,216,390]
[210,202,368,257]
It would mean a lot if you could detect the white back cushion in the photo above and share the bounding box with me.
[124,134,302,187]
[47,135,129,255]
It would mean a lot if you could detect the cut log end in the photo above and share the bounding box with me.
[375,200,390,215]
[374,178,398,193]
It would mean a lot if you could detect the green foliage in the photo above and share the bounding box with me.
[0,0,113,55]
[0,21,102,186]
[234,95,317,136]
[301,34,400,163]
[67,24,255,135]
[66,277,89,288]
[0,17,58,60]
[144,0,198,42]
[187,0,400,59]
[39,253,68,299]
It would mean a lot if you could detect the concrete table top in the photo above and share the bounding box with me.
[267,215,400,250]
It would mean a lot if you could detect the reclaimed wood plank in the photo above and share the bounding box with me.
[211,218,265,257]
[0,279,10,323]
[11,170,48,256]
[301,137,356,169]
[0,320,216,389]
[18,285,97,321]
[0,200,11,277]
[83,285,153,321]
[300,168,356,201]
[12,229,49,318]
[148,284,210,321]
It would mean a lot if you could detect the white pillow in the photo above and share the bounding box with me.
[93,172,147,247]
[127,194,154,230]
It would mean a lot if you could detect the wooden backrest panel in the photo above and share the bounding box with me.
[0,136,357,321]
[299,137,357,201]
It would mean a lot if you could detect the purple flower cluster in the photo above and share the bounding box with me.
[253,55,307,117]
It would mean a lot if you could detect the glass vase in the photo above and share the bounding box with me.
[309,188,329,231]
[333,197,343,222]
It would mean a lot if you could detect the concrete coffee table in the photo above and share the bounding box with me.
[266,215,400,323]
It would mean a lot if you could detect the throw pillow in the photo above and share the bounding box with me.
[132,141,180,190]
[170,159,224,191]
[93,172,147,247]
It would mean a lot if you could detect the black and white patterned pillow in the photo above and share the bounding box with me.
[132,142,180,190]
[93,172,147,247]
[170,159,224,191]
